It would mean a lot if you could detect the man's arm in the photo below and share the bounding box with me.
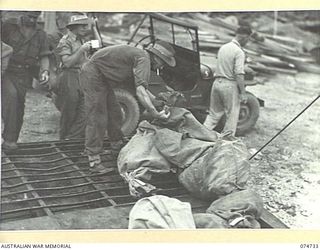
[59,42,91,68]
[133,56,158,117]
[136,85,159,117]
[145,88,167,108]
[133,54,169,119]
[38,31,51,83]
[40,56,50,71]
[235,74,247,103]
[235,74,246,94]
[145,88,156,102]
[234,50,247,103]
[136,85,169,119]
[38,56,50,84]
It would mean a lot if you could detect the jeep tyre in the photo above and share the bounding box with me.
[236,91,260,136]
[113,88,140,136]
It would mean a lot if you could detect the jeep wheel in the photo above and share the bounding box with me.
[236,91,260,136]
[113,88,140,136]
[214,91,260,135]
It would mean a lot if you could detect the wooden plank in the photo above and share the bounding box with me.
[44,12,57,34]
[259,208,289,229]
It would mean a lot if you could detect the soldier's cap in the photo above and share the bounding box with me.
[146,40,176,67]
[66,14,89,28]
[236,26,253,36]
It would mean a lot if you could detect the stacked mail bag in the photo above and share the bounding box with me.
[118,107,250,199]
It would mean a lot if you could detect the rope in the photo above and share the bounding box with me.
[249,93,320,160]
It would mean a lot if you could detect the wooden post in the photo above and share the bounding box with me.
[44,11,57,34]
[273,11,278,36]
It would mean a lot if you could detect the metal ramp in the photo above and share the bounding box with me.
[1,139,195,222]
[1,139,288,228]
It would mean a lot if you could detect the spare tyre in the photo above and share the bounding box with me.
[113,88,140,136]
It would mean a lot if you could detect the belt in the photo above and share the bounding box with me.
[215,76,235,81]
[8,63,32,70]
[62,66,81,70]
[61,67,81,73]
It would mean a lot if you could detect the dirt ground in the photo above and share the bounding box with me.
[244,73,320,229]
[15,72,320,229]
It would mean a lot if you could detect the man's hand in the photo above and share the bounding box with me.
[39,70,50,85]
[240,92,248,103]
[156,111,170,120]
[157,110,170,120]
[80,41,92,53]
[156,105,170,120]
[149,105,170,120]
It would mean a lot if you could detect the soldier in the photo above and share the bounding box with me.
[203,26,252,136]
[55,14,94,139]
[80,41,175,173]
[1,11,51,151]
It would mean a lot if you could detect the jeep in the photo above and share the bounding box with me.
[113,13,262,136]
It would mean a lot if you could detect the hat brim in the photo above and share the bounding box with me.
[66,20,89,28]
[148,47,176,67]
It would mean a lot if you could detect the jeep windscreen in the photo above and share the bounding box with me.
[150,14,201,91]
[128,13,201,91]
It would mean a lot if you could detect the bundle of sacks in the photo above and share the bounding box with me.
[117,106,250,200]
[129,191,264,229]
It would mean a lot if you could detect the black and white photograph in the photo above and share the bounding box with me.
[0,9,319,232]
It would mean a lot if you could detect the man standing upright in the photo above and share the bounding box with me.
[80,40,175,173]
[55,14,93,139]
[203,26,252,136]
[1,11,50,151]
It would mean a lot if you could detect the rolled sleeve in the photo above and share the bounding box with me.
[233,50,245,75]
[133,55,150,88]
[56,38,72,57]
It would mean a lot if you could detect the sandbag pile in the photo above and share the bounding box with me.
[177,139,250,200]
[117,121,173,198]
[129,195,196,229]
[128,190,264,229]
[194,189,264,229]
[117,107,250,200]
